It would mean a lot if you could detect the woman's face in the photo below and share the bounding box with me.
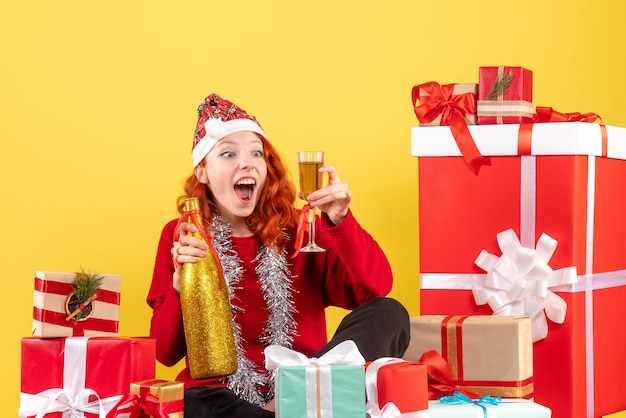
[194,131,268,226]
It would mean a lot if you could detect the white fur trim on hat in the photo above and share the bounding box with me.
[192,118,267,167]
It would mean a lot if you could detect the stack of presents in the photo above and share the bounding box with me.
[18,66,626,418]
[19,271,184,417]
[410,65,626,418]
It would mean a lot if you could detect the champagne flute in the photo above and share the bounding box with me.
[297,151,325,252]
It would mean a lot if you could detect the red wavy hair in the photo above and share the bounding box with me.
[177,136,299,252]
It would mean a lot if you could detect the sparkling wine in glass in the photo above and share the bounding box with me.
[297,151,325,252]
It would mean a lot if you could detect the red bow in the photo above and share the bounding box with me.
[419,350,479,400]
[533,106,601,123]
[518,107,605,156]
[106,392,179,418]
[412,81,490,174]
[291,204,311,259]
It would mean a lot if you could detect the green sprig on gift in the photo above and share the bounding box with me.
[66,268,104,322]
[486,71,514,100]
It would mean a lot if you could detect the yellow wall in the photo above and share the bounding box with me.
[3,0,626,412]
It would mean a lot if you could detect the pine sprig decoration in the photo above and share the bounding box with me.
[72,268,104,303]
[486,71,514,100]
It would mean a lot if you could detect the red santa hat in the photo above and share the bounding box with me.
[192,93,267,167]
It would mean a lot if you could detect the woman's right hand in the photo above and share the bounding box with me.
[171,221,209,294]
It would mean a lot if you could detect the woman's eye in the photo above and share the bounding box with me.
[252,150,263,157]
[221,151,235,158]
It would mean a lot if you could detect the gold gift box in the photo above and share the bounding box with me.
[130,379,184,418]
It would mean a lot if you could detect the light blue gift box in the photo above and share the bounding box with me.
[428,398,552,417]
[275,364,365,418]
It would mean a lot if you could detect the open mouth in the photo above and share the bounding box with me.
[235,178,255,202]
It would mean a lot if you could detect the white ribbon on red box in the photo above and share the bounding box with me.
[365,357,428,418]
[18,337,122,418]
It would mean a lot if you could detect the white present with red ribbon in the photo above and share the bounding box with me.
[19,336,155,418]
[412,120,626,418]
[32,271,121,337]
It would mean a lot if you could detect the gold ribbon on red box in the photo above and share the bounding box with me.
[412,81,490,174]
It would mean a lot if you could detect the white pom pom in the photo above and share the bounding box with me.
[204,118,226,141]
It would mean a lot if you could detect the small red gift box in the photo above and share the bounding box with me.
[32,271,121,337]
[365,358,428,417]
[477,66,533,124]
[411,121,626,418]
[19,336,156,418]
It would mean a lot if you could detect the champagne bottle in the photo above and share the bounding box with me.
[179,197,238,378]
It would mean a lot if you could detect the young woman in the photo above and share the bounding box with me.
[147,93,410,417]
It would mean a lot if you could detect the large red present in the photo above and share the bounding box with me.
[32,271,121,337]
[19,336,156,418]
[477,66,533,124]
[365,358,428,417]
[412,121,626,418]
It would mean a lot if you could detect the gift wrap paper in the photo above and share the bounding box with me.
[365,358,428,416]
[130,379,184,418]
[20,336,156,418]
[428,399,552,418]
[275,364,364,418]
[32,271,121,337]
[404,315,533,399]
[412,122,626,418]
[477,66,533,124]
[416,83,478,126]
[603,411,626,417]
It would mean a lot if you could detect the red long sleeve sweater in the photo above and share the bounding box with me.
[146,209,392,387]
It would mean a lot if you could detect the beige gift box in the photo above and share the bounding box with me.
[416,83,478,126]
[403,315,533,399]
[32,271,121,337]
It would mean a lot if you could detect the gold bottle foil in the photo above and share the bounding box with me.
[179,198,238,378]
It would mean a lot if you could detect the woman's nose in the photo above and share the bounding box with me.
[239,157,253,170]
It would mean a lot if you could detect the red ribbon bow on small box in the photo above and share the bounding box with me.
[106,380,184,418]
[518,106,605,156]
[412,81,490,174]
[418,350,480,400]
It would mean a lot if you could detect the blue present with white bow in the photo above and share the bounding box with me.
[265,340,366,418]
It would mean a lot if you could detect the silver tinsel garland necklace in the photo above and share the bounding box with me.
[210,215,298,406]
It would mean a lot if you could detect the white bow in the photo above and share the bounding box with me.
[473,228,577,342]
[18,388,122,418]
[264,340,366,370]
[365,358,403,418]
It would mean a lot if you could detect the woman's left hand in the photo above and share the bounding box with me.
[301,165,352,225]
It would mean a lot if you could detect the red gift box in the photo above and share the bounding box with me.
[365,358,428,417]
[32,271,121,337]
[19,336,156,418]
[477,66,533,124]
[412,121,626,418]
